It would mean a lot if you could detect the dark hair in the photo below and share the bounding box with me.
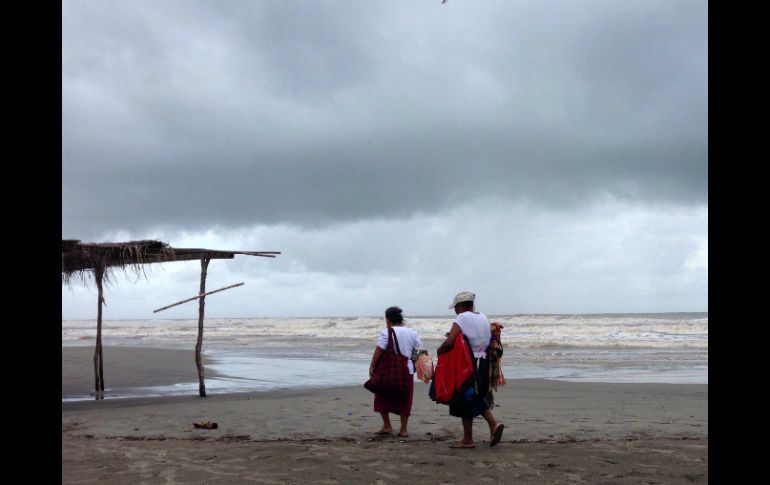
[457,301,474,311]
[385,306,404,324]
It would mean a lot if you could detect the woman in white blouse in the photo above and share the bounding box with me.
[368,306,423,437]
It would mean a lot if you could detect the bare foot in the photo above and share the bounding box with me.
[375,428,393,435]
[449,441,475,449]
[397,432,409,438]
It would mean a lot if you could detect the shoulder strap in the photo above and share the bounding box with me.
[388,327,403,355]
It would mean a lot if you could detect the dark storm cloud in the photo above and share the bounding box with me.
[62,0,707,239]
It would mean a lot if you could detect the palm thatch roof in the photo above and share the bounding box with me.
[62,239,281,400]
[61,239,279,285]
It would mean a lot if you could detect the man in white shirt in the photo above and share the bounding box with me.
[436,291,505,449]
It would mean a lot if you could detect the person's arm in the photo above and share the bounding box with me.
[413,331,424,359]
[369,346,384,377]
[436,322,462,355]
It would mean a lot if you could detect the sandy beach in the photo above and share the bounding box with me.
[62,346,226,398]
[62,347,708,483]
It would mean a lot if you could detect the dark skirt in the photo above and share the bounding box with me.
[449,355,492,418]
[373,378,414,416]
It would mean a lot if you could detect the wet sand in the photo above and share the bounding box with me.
[62,347,707,483]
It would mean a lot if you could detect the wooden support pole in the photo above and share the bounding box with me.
[195,258,210,398]
[94,266,105,400]
[152,282,245,313]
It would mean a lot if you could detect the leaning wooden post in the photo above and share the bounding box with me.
[94,266,105,400]
[195,258,211,397]
[152,283,245,313]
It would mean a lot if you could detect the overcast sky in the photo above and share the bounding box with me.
[62,0,707,319]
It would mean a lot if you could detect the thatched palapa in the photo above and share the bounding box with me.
[62,239,280,399]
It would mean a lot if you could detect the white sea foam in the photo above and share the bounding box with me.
[62,313,708,350]
[62,313,707,397]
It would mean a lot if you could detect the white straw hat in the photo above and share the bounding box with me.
[448,290,475,309]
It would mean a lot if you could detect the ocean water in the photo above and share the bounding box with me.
[62,313,707,400]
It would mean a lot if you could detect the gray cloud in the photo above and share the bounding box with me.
[62,200,707,318]
[61,1,707,317]
[62,0,707,240]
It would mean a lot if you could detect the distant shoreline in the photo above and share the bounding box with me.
[62,346,225,398]
[62,311,708,321]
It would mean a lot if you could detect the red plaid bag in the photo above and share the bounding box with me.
[364,327,412,397]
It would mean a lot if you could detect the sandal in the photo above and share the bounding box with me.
[490,424,504,447]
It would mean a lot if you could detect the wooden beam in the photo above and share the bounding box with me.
[136,253,235,264]
[152,283,245,313]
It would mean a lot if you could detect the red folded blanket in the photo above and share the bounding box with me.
[433,333,474,404]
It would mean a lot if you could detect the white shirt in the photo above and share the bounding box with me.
[377,326,423,374]
[455,311,492,358]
